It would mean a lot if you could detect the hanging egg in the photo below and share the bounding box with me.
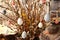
[38,22,43,28]
[17,18,23,25]
[21,31,27,39]
[44,13,50,22]
[2,9,6,15]
[3,10,6,14]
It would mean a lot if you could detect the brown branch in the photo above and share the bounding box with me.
[17,0,21,8]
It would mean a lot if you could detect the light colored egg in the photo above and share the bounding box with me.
[44,13,50,22]
[17,18,23,25]
[21,31,27,39]
[38,22,43,28]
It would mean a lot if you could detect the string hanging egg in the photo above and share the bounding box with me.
[21,31,27,39]
[44,13,50,22]
[17,18,23,25]
[38,22,43,28]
